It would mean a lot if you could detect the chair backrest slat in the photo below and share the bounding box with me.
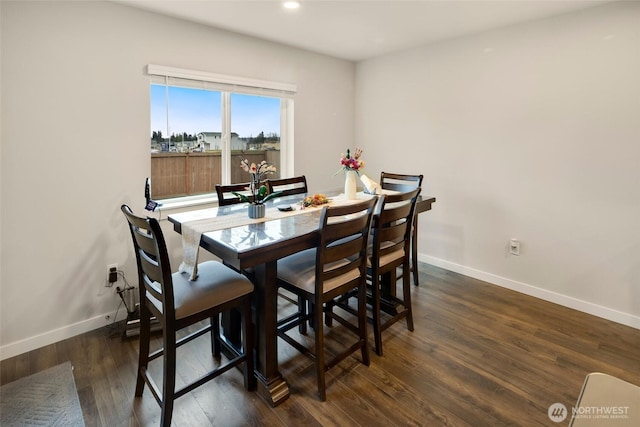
[266,176,308,197]
[380,172,423,194]
[216,183,250,206]
[139,250,162,286]
[378,201,413,224]
[132,228,157,256]
[324,235,363,265]
[377,223,406,245]
[325,214,370,241]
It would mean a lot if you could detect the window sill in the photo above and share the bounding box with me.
[155,194,219,213]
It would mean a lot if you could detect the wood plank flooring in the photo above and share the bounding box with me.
[2,263,639,426]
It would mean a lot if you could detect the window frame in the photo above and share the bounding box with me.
[147,64,296,208]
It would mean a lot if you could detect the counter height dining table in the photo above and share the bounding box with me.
[168,191,436,406]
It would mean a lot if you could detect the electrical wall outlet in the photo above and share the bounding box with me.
[509,239,521,256]
[107,263,118,284]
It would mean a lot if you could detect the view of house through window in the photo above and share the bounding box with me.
[150,82,284,200]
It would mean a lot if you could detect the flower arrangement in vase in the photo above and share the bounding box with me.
[336,148,365,200]
[233,157,282,218]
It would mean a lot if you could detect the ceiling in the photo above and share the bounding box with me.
[115,0,613,61]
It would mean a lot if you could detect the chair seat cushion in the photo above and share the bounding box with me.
[278,249,361,295]
[150,261,254,320]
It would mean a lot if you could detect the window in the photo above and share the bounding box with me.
[147,65,296,201]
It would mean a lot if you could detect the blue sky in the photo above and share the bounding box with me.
[150,85,280,138]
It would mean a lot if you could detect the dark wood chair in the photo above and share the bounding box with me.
[276,197,376,400]
[367,188,420,356]
[334,188,420,356]
[265,175,308,197]
[380,172,424,286]
[121,205,255,427]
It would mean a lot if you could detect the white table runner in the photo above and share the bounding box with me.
[179,193,372,280]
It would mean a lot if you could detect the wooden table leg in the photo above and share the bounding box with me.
[251,261,290,406]
[219,261,289,406]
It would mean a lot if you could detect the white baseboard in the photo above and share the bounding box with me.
[420,254,640,330]
[0,309,127,361]
[3,256,638,361]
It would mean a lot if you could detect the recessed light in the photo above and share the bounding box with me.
[283,1,300,10]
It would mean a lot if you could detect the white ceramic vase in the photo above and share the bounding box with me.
[344,171,357,200]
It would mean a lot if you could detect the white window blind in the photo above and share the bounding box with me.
[147,64,297,98]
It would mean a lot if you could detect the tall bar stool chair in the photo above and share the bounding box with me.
[334,188,420,356]
[276,197,376,400]
[380,172,423,286]
[121,205,255,426]
[367,188,421,356]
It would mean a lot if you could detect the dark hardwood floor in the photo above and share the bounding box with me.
[2,263,639,426]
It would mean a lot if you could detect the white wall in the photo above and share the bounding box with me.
[2,0,637,362]
[0,1,355,359]
[356,1,640,327]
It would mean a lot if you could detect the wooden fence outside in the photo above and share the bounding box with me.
[151,150,280,199]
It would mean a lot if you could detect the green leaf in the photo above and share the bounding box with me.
[257,185,268,199]
[261,190,283,203]
[231,192,251,203]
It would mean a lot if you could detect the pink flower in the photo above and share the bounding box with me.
[337,148,365,174]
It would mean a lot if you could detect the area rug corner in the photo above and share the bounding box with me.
[1,361,85,426]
